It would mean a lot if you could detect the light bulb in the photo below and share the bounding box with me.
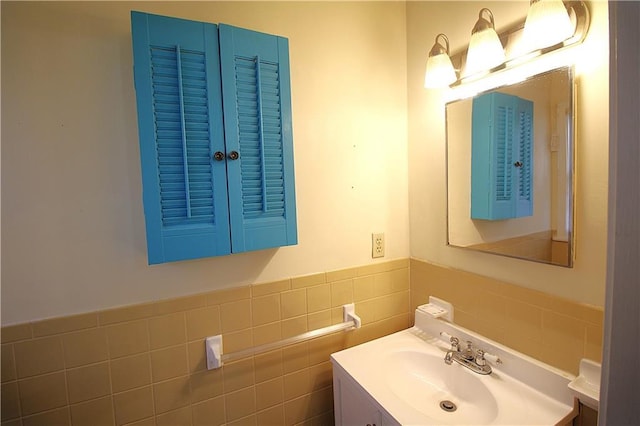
[424,34,457,89]
[522,0,573,52]
[464,8,505,78]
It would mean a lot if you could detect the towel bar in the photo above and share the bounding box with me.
[206,303,361,369]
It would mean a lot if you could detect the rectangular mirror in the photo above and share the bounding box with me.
[446,67,574,267]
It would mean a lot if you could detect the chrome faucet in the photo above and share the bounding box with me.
[440,333,501,375]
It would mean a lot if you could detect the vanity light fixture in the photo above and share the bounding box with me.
[424,34,457,89]
[522,0,573,51]
[464,8,505,78]
[423,0,590,90]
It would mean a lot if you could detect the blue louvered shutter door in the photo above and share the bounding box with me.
[131,12,231,264]
[471,93,492,219]
[515,98,534,217]
[219,24,298,253]
[472,92,520,220]
[490,93,517,219]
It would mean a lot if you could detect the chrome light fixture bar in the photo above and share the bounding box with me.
[424,0,590,89]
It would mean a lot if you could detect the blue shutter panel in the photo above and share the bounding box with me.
[491,99,517,219]
[471,92,533,220]
[219,24,298,252]
[131,12,231,264]
[471,94,492,219]
[515,99,534,216]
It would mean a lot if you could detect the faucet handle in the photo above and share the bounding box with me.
[475,349,487,366]
[483,351,502,365]
[439,331,453,340]
[476,349,502,365]
[450,336,460,351]
[439,332,460,351]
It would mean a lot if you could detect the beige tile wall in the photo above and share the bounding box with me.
[1,260,411,426]
[2,257,604,426]
[410,259,604,375]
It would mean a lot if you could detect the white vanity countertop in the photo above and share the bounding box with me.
[331,316,577,426]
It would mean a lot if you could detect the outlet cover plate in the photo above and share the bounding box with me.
[372,232,385,258]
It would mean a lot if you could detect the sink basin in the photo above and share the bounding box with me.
[385,350,499,424]
[331,308,577,425]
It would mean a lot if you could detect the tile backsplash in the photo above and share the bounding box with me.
[410,259,604,375]
[1,260,411,426]
[1,258,603,425]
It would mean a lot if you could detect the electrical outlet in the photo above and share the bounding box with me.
[372,233,385,258]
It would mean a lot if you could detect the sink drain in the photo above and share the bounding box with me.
[439,400,457,412]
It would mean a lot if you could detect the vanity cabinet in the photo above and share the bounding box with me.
[131,12,297,264]
[333,363,398,426]
[471,92,533,220]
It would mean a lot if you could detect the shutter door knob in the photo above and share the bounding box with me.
[213,151,225,161]
[514,161,523,167]
[228,151,240,161]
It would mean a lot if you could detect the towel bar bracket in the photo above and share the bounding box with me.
[343,302,361,328]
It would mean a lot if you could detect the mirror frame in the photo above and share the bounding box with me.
[445,66,576,267]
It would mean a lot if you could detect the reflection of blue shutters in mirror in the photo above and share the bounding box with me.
[516,100,533,216]
[492,101,515,218]
[132,12,230,263]
[219,24,297,252]
[471,92,533,220]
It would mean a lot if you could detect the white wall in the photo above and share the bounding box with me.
[1,1,410,324]
[408,1,609,306]
[2,0,610,324]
